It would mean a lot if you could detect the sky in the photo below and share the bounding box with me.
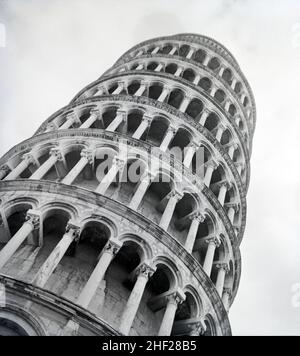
[0,0,300,335]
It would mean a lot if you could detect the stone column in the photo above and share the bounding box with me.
[112,82,124,95]
[60,113,80,130]
[132,115,152,140]
[151,46,160,54]
[228,143,238,159]
[179,96,191,112]
[33,223,81,288]
[218,66,225,77]
[231,78,237,90]
[183,142,199,167]
[129,172,152,210]
[227,205,237,224]
[159,191,183,230]
[225,100,231,112]
[80,109,101,129]
[134,82,147,96]
[216,124,226,141]
[215,263,229,297]
[186,48,195,59]
[0,165,11,180]
[174,67,183,77]
[4,154,37,181]
[119,263,156,335]
[154,63,163,72]
[135,64,144,70]
[30,148,63,180]
[218,182,230,206]
[106,110,126,132]
[95,156,125,195]
[199,108,210,125]
[0,211,40,270]
[157,86,171,102]
[169,46,177,55]
[193,74,201,85]
[203,236,221,276]
[184,212,204,253]
[158,291,185,336]
[222,288,231,312]
[204,161,218,187]
[189,321,205,336]
[210,86,217,97]
[77,238,122,309]
[62,149,94,185]
[203,55,210,66]
[160,126,177,151]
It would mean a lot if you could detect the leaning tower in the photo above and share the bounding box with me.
[0,34,255,336]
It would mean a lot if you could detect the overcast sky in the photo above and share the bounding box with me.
[1,0,300,335]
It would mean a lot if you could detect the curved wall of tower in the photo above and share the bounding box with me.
[0,34,255,336]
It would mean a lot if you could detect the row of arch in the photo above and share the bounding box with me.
[77,74,250,154]
[0,135,242,236]
[120,41,253,116]
[0,199,233,335]
[41,103,246,176]
[110,56,250,119]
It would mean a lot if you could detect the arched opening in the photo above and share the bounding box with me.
[171,291,199,336]
[168,89,184,109]
[192,215,215,264]
[147,116,169,146]
[193,49,206,63]
[147,62,158,71]
[228,104,236,116]
[199,77,212,92]
[234,82,242,94]
[165,63,178,75]
[214,89,225,104]
[220,128,232,145]
[186,98,203,119]
[148,83,163,100]
[222,68,233,84]
[169,127,192,157]
[0,318,29,336]
[159,44,173,54]
[128,81,141,95]
[6,203,32,238]
[179,45,190,57]
[208,57,220,71]
[182,68,195,82]
[118,159,147,205]
[102,107,118,128]
[140,173,173,225]
[127,110,144,138]
[204,112,219,132]
[46,220,111,302]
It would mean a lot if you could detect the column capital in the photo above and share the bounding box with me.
[166,125,177,135]
[206,160,219,170]
[187,140,200,149]
[22,153,38,166]
[226,203,239,213]
[166,290,185,306]
[116,109,127,118]
[103,238,123,256]
[25,211,41,230]
[46,121,58,131]
[189,211,205,223]
[142,114,153,126]
[80,148,95,164]
[223,287,232,297]
[65,222,81,241]
[112,156,126,170]
[0,164,11,174]
[216,262,229,273]
[90,107,101,117]
[135,262,156,280]
[168,190,183,201]
[49,147,64,161]
[205,235,221,247]
[188,321,206,336]
[230,142,239,150]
